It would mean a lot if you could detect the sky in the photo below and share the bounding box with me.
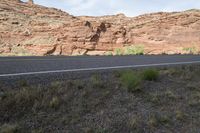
[22,0,200,17]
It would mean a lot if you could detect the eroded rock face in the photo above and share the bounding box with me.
[0,0,200,56]
[28,0,34,5]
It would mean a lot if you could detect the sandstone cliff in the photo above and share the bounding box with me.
[0,0,200,56]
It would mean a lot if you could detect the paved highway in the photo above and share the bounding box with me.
[0,55,200,77]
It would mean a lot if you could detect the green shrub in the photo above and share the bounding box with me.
[183,47,198,54]
[113,45,144,55]
[114,48,123,55]
[142,69,159,81]
[120,70,142,92]
[124,45,144,55]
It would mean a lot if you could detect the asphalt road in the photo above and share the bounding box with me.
[0,55,200,77]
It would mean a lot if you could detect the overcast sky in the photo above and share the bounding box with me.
[22,0,200,16]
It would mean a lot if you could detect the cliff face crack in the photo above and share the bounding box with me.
[45,45,57,55]
[90,34,99,42]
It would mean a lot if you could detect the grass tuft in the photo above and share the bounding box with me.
[49,97,60,109]
[159,115,171,124]
[90,75,104,88]
[165,90,176,99]
[50,81,62,89]
[18,79,28,87]
[142,69,159,81]
[129,117,142,129]
[148,116,158,128]
[175,110,186,121]
[120,70,142,92]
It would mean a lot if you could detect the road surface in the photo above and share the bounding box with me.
[0,55,200,77]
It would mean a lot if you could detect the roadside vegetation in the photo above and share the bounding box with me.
[105,45,144,56]
[120,68,159,92]
[0,65,200,132]
[124,45,144,55]
[182,46,199,54]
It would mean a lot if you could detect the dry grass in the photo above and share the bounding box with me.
[0,65,200,132]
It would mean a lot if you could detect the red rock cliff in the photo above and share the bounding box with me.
[0,0,200,56]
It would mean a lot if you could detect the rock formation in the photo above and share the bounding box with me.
[13,0,21,3]
[28,0,34,5]
[0,0,200,56]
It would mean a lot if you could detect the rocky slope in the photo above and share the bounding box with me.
[0,0,200,56]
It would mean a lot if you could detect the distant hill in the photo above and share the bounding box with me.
[0,0,200,56]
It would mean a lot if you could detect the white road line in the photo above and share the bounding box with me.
[0,60,200,77]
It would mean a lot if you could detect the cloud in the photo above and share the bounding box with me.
[27,0,200,16]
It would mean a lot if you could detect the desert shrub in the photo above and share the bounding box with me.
[113,45,144,55]
[142,69,159,81]
[120,70,142,92]
[114,48,123,55]
[183,47,198,54]
[124,45,144,55]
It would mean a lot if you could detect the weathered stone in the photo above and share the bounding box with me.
[72,48,87,55]
[116,38,126,44]
[86,50,107,55]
